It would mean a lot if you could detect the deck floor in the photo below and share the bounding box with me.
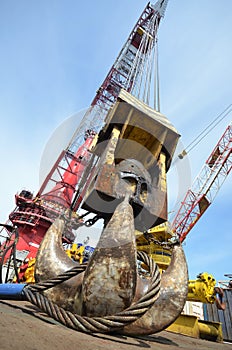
[0,300,231,350]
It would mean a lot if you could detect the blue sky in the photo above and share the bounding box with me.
[0,0,231,283]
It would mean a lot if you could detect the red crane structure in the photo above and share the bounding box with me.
[0,0,231,285]
[172,123,232,242]
[0,0,169,282]
[0,131,96,282]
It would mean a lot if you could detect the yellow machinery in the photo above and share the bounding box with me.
[65,243,85,264]
[136,221,221,304]
[136,222,224,342]
[14,258,36,284]
[136,222,172,272]
[188,272,217,304]
[23,258,36,284]
[18,244,86,284]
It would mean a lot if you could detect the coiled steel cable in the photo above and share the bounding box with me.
[23,251,160,334]
[28,265,87,292]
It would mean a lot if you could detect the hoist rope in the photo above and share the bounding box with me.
[144,17,157,105]
[154,37,160,111]
[178,104,232,158]
[23,251,160,334]
[142,18,153,101]
[138,16,156,102]
[130,12,157,102]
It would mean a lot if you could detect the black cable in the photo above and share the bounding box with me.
[185,105,232,154]
[174,104,232,162]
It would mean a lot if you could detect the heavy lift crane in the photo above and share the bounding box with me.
[0,0,171,282]
[0,0,231,338]
[0,0,231,312]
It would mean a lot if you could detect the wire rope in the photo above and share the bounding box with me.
[178,104,232,159]
[24,251,161,334]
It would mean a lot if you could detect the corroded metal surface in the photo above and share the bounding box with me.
[82,93,180,231]
[96,91,180,171]
[34,219,83,312]
[82,161,167,231]
[34,202,188,334]
[35,197,139,317]
[122,243,189,335]
[82,195,137,316]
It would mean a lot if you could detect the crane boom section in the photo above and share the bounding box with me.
[91,2,165,111]
[172,123,232,242]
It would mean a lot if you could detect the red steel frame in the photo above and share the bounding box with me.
[172,123,232,242]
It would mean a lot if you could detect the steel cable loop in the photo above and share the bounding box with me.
[23,251,160,334]
[28,265,87,292]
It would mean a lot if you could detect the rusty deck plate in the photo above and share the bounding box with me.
[0,300,231,350]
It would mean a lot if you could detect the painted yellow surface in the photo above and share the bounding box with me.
[167,314,223,342]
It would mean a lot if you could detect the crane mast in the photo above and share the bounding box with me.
[37,0,169,212]
[172,123,232,242]
[91,1,168,110]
